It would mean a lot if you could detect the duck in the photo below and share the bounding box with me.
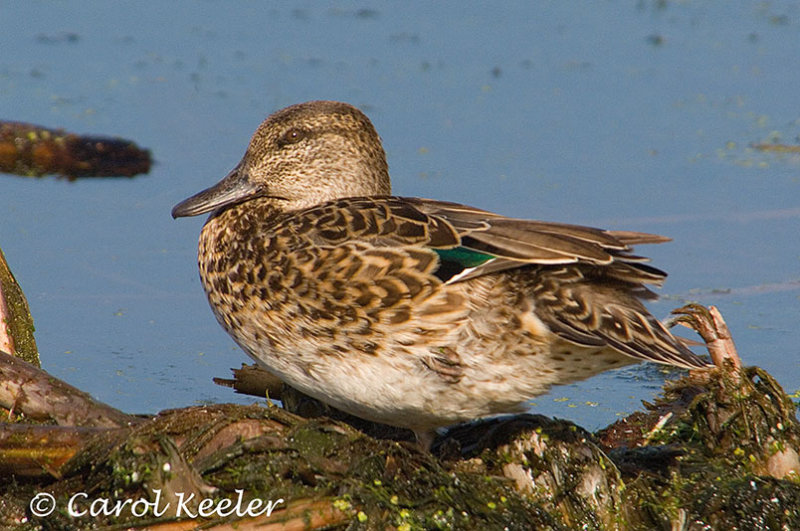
[172,100,709,448]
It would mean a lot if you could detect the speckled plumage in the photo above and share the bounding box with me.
[173,100,710,446]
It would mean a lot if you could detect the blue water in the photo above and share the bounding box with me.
[1,2,798,430]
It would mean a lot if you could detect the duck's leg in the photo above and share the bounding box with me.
[414,429,438,451]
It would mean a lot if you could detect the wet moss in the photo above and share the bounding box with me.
[3,363,800,529]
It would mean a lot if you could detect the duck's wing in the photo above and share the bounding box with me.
[405,198,709,369]
[403,198,666,285]
[292,196,668,286]
[289,196,709,369]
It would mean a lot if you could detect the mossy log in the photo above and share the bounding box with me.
[1,347,799,529]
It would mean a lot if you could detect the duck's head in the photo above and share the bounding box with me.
[172,100,391,218]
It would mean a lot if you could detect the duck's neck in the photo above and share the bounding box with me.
[199,200,278,276]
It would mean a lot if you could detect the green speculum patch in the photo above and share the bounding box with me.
[432,247,495,282]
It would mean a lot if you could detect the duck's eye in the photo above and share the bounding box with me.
[278,128,309,146]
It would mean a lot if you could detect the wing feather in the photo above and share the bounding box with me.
[280,195,710,369]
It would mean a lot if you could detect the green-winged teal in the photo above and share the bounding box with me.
[172,100,709,447]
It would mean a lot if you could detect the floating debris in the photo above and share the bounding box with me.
[34,32,80,45]
[0,121,151,179]
[752,143,800,154]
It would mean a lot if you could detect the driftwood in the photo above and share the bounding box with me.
[1,247,799,529]
[0,121,151,179]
